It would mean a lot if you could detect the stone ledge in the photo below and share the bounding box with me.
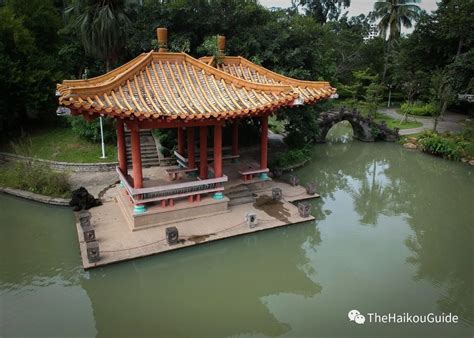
[0,152,118,172]
[0,187,70,206]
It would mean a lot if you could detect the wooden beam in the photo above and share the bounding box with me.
[138,119,224,129]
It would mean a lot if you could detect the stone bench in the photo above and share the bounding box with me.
[239,168,269,181]
[166,167,198,180]
[196,154,240,163]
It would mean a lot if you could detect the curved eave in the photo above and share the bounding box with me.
[57,52,299,121]
[59,90,297,121]
[201,56,336,104]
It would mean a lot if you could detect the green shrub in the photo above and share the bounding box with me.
[268,116,286,134]
[68,116,116,143]
[400,102,437,116]
[272,147,311,168]
[461,120,474,141]
[0,162,70,198]
[152,129,176,157]
[417,132,467,161]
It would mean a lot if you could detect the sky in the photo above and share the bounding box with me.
[259,0,439,16]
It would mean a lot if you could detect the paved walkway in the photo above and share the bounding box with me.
[379,108,466,135]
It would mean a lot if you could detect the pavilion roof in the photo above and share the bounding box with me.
[57,52,300,122]
[199,56,336,104]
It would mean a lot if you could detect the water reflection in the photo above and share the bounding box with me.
[299,140,474,328]
[325,120,354,144]
[350,160,392,226]
[81,221,323,338]
[1,137,473,337]
[0,195,95,337]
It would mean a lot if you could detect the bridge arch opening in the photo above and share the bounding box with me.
[326,121,354,143]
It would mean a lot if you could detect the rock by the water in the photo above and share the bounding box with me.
[69,187,102,211]
[403,143,417,149]
[469,160,474,166]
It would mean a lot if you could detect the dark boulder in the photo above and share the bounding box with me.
[69,187,102,211]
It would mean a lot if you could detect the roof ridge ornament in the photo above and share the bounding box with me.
[157,27,168,52]
[217,35,226,55]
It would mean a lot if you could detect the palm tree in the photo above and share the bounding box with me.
[372,0,422,41]
[371,0,421,81]
[66,0,131,71]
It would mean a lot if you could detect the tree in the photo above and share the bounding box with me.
[436,0,474,59]
[364,81,384,118]
[0,0,64,136]
[66,0,132,71]
[298,0,350,24]
[371,0,422,41]
[430,69,454,131]
[371,0,422,81]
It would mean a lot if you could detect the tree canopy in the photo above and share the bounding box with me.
[0,0,471,144]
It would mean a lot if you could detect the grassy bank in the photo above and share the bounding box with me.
[2,127,117,163]
[0,162,71,198]
[374,114,421,130]
[333,100,423,130]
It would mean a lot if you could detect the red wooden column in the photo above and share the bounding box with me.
[177,127,185,156]
[116,119,127,176]
[213,124,223,177]
[260,115,269,179]
[130,123,146,213]
[231,120,239,158]
[199,126,208,179]
[213,124,224,199]
[187,127,196,169]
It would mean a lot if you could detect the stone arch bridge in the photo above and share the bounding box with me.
[316,109,400,143]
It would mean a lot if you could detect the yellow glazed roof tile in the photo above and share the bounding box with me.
[200,56,336,104]
[57,52,298,121]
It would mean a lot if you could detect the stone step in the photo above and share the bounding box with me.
[125,143,156,148]
[126,157,158,162]
[228,195,256,207]
[227,190,253,199]
[126,149,158,155]
[127,153,158,158]
[127,157,160,163]
[226,185,250,195]
[126,162,160,167]
[124,141,154,146]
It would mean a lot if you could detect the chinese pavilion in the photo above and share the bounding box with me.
[200,36,333,105]
[57,28,334,223]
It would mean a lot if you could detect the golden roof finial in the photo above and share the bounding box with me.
[157,27,168,52]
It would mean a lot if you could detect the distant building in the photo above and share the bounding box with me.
[364,23,379,41]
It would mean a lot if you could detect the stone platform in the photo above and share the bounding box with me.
[116,188,230,230]
[75,179,319,269]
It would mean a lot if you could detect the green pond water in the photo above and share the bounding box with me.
[1,124,473,338]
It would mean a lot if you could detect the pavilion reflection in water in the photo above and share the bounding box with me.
[80,223,322,337]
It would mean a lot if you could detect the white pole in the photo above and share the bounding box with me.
[99,115,106,159]
[387,88,392,108]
